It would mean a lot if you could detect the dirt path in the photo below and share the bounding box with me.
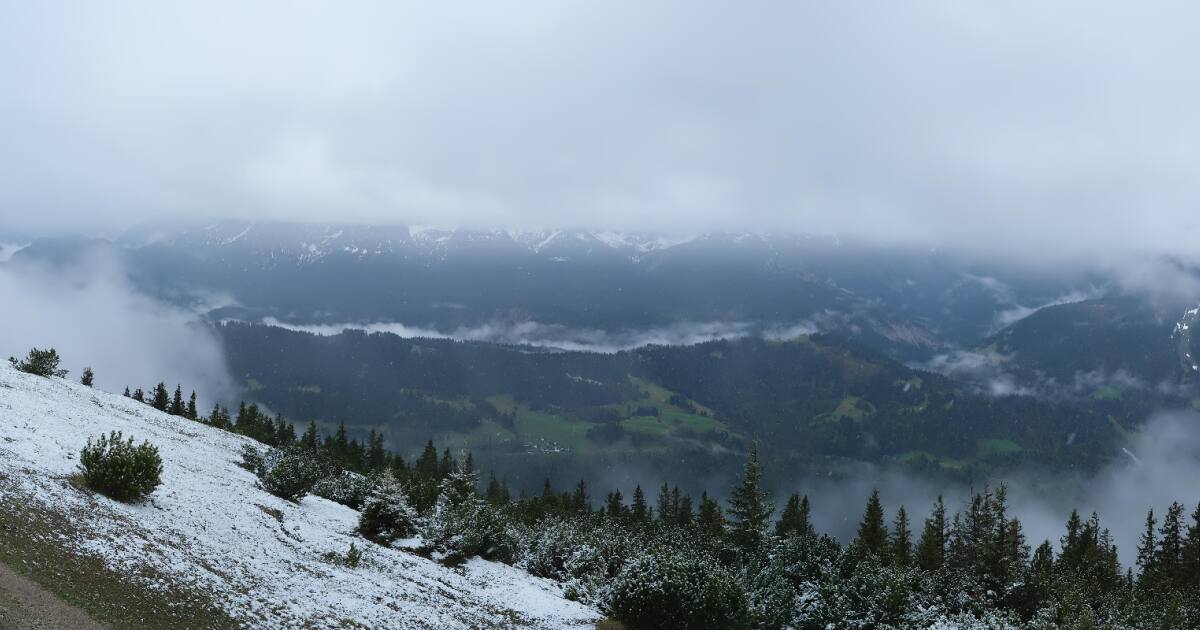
[0,561,109,630]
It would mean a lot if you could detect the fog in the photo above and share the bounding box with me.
[0,253,233,406]
[785,411,1200,566]
[3,2,1200,269]
[260,317,816,353]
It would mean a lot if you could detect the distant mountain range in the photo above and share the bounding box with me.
[11,221,1107,360]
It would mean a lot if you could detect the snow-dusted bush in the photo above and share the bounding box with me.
[421,469,519,565]
[794,555,938,628]
[608,551,749,630]
[519,517,643,606]
[258,446,330,502]
[238,443,266,475]
[312,470,373,509]
[78,431,162,502]
[357,474,419,544]
[8,347,68,378]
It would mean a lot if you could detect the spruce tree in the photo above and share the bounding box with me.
[1136,509,1158,589]
[186,391,198,420]
[486,473,511,505]
[415,441,439,479]
[80,367,94,387]
[775,493,814,538]
[631,485,650,523]
[301,421,320,450]
[657,483,675,525]
[367,430,387,471]
[170,385,185,416]
[132,388,144,402]
[571,479,589,513]
[1158,501,1185,588]
[1184,502,1200,589]
[151,383,170,411]
[605,489,625,518]
[853,489,889,561]
[123,386,131,397]
[891,505,913,567]
[726,446,773,551]
[916,496,947,571]
[675,490,694,527]
[698,491,724,538]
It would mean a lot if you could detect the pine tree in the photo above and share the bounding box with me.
[891,505,913,567]
[415,441,439,479]
[123,386,131,397]
[367,430,387,471]
[675,489,694,527]
[852,489,889,561]
[486,473,511,505]
[657,483,675,525]
[132,388,144,402]
[1136,509,1158,589]
[916,496,947,571]
[605,489,625,518]
[1184,502,1200,590]
[170,385,185,416]
[775,493,814,538]
[631,485,650,523]
[301,421,320,450]
[437,448,455,480]
[151,383,170,411]
[726,446,773,551]
[698,491,724,538]
[80,367,94,387]
[186,391,198,420]
[1158,501,1185,588]
[571,479,589,514]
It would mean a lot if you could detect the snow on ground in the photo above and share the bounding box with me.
[0,365,600,628]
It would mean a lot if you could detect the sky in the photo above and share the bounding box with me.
[2,2,1200,262]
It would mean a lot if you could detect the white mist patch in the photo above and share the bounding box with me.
[0,242,28,262]
[261,318,817,353]
[0,251,233,404]
[991,287,1106,332]
[791,411,1200,567]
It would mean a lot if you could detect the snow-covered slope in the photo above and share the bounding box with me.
[0,365,599,628]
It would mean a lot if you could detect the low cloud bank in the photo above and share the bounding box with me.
[792,411,1200,566]
[0,252,234,405]
[261,317,817,353]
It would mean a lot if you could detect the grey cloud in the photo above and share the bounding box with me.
[3,2,1200,269]
[0,252,234,405]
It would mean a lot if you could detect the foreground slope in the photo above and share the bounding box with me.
[0,364,599,629]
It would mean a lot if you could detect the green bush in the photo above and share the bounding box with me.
[609,552,749,630]
[8,347,68,378]
[259,447,330,502]
[78,432,163,502]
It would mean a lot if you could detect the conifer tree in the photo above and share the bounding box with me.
[605,489,625,518]
[186,391,198,420]
[132,388,144,402]
[170,385,185,416]
[657,483,675,525]
[631,485,650,523]
[1157,501,1185,587]
[486,473,511,505]
[1180,502,1200,590]
[698,491,724,538]
[852,489,889,561]
[572,479,589,514]
[123,386,131,397]
[80,367,94,387]
[891,505,913,567]
[675,489,694,527]
[437,448,455,480]
[415,441,439,479]
[151,382,170,411]
[366,430,387,471]
[1136,509,1158,588]
[726,446,773,551]
[775,493,814,538]
[301,421,320,450]
[916,496,947,571]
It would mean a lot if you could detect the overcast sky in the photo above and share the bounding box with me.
[2,2,1200,260]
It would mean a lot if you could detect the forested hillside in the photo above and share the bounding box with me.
[217,322,1129,488]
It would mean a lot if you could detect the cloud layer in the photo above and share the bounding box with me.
[0,252,233,405]
[3,2,1200,265]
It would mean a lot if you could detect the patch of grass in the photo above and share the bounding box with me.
[485,394,516,414]
[976,438,1023,458]
[813,395,875,424]
[294,384,321,394]
[0,486,236,629]
[1091,386,1124,401]
[245,378,266,392]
